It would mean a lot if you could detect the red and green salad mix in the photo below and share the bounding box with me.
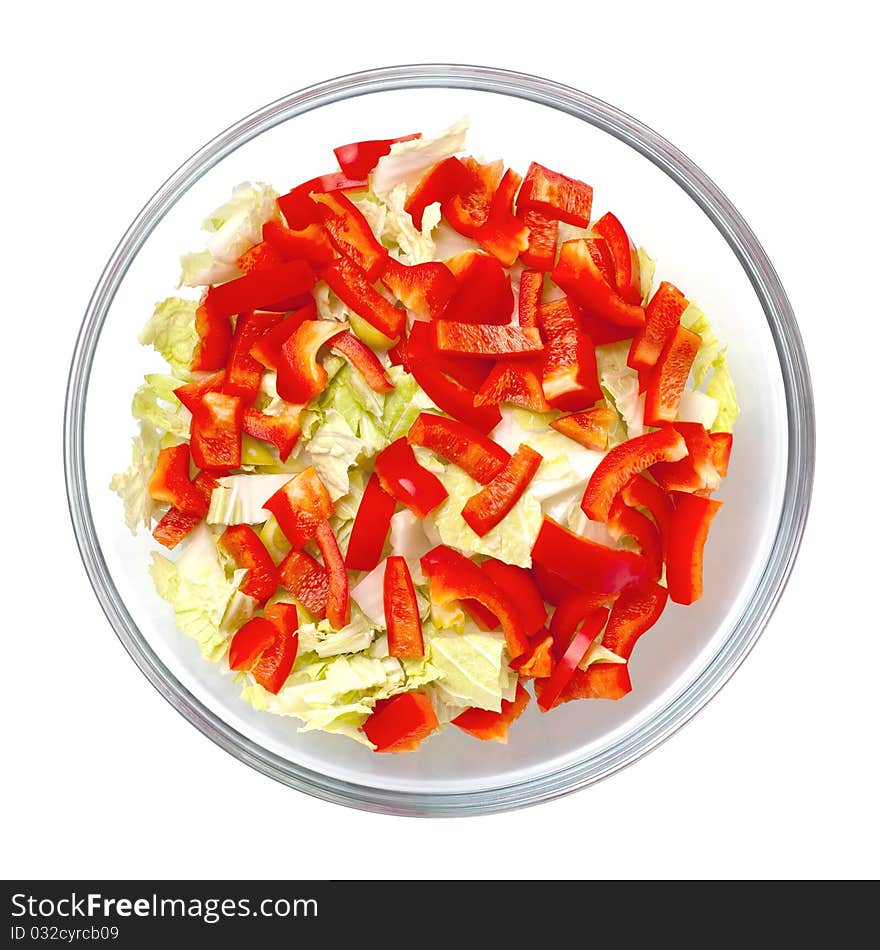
[112,120,738,752]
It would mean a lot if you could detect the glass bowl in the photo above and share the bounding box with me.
[64,64,814,816]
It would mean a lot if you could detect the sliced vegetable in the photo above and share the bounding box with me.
[405,156,474,229]
[481,558,547,636]
[314,521,349,628]
[344,473,396,571]
[191,300,232,372]
[330,332,393,393]
[380,257,456,319]
[222,310,281,402]
[602,580,668,660]
[435,321,543,358]
[276,318,350,404]
[542,663,632,707]
[261,219,335,268]
[236,240,282,274]
[248,302,317,370]
[628,281,688,372]
[263,467,333,549]
[147,444,206,516]
[407,359,500,433]
[241,405,301,463]
[530,560,579,606]
[190,391,244,469]
[278,548,329,619]
[277,173,369,229]
[254,603,299,694]
[592,212,641,306]
[552,239,645,328]
[651,422,721,493]
[311,191,388,280]
[229,617,278,671]
[362,692,439,753]
[517,208,558,271]
[383,556,424,658]
[444,156,503,238]
[537,607,609,711]
[643,325,701,427]
[440,251,514,325]
[173,370,224,413]
[710,431,733,478]
[476,168,530,266]
[333,133,421,179]
[518,269,544,328]
[607,497,663,580]
[452,682,530,743]
[548,590,609,660]
[374,438,448,518]
[509,635,555,678]
[517,162,593,227]
[321,256,404,340]
[537,296,602,410]
[474,360,550,411]
[404,320,493,391]
[406,412,509,484]
[461,444,543,537]
[203,260,314,319]
[549,407,615,451]
[219,524,279,604]
[620,475,674,556]
[666,492,722,605]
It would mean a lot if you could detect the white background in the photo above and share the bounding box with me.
[3,1,877,880]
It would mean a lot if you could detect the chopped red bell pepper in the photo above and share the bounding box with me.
[541,662,632,707]
[278,548,329,619]
[236,240,283,274]
[407,359,501,433]
[262,219,335,268]
[476,168,530,266]
[593,212,642,306]
[321,256,404,341]
[344,473,396,571]
[530,560,579,606]
[229,618,279,671]
[577,307,636,345]
[190,301,233,372]
[620,475,674,557]
[420,545,530,659]
[277,173,368,230]
[362,691,439,753]
[406,412,509,484]
[241,404,301,462]
[263,467,333,549]
[627,281,688,373]
[152,507,201,550]
[254,604,299,694]
[537,296,602,410]
[248,302,317,371]
[174,370,225,413]
[329,331,393,393]
[607,497,663,580]
[652,422,721,493]
[374,438,448,518]
[710,431,733,478]
[461,444,543,537]
[548,590,610,660]
[517,161,593,227]
[311,191,388,281]
[333,132,421,179]
[148,444,206,516]
[190,392,244,469]
[435,321,543,358]
[518,269,544,329]
[537,607,609,711]
[517,207,558,271]
[451,682,531,743]
[509,635,555,678]
[380,258,457,319]
[474,360,550,412]
[666,492,722,605]
[203,260,314,319]
[405,156,475,229]
[601,580,668,660]
[219,524,279,604]
[314,520,349,629]
[552,239,646,328]
[383,556,424,659]
[222,310,282,402]
[444,157,503,238]
[461,599,501,631]
[581,426,687,522]
[276,318,350,404]
[643,326,701,427]
[440,251,514,325]
[481,558,547,636]
[531,518,653,596]
[549,407,616,451]
[404,321,493,391]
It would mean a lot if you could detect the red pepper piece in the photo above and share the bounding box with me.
[620,475,674,557]
[461,599,501,631]
[254,604,299,694]
[380,258,457,319]
[553,239,646,328]
[420,546,530,659]
[517,161,593,227]
[444,157,503,238]
[517,207,558,271]
[518,270,544,329]
[383,556,424,658]
[406,357,501,433]
[322,256,404,340]
[221,310,282,402]
[235,240,283,274]
[148,444,206,516]
[607,497,663,580]
[435,321,543,358]
[474,360,550,412]
[541,662,632,707]
[602,580,668,660]
[218,524,279,604]
[174,370,225,413]
[628,281,688,372]
[531,518,653,596]
[548,590,610,660]
[263,467,333,549]
[277,173,368,230]
[481,559,547,636]
[191,301,232,372]
[190,392,244,469]
[229,618,279,671]
[262,219,335,268]
[581,427,687,522]
[451,682,531,743]
[643,326,701,427]
[461,444,543,536]
[374,438,448,518]
[476,168,530,266]
[333,133,421,179]
[405,156,475,229]
[314,521,349,629]
[652,422,721,493]
[203,261,314,319]
[405,321,493,391]
[440,251,514,325]
[151,469,221,548]
[344,473,396,571]
[537,296,602,410]
[406,412,509,484]
[537,608,609,711]
[509,635,555,678]
[530,561,579,606]
[248,302,317,371]
[666,492,722,605]
[241,404,301,462]
[264,601,299,635]
[577,307,636,345]
[276,318,350,404]
[549,408,615,452]
[362,692,439,753]
[311,191,388,281]
[278,549,329,619]
[329,331,393,393]
[593,212,642,306]
[709,431,733,478]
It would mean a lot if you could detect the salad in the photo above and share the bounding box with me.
[112,120,738,752]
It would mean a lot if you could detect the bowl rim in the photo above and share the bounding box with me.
[64,63,815,817]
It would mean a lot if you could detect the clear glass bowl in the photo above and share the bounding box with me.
[64,65,814,816]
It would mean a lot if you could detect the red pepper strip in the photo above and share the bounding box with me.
[262,219,335,268]
[263,601,299,634]
[362,692,439,753]
[531,518,653,596]
[517,207,558,271]
[148,444,206,515]
[550,407,615,451]
[263,467,333,549]
[151,469,221,549]
[321,256,404,340]
[620,475,674,558]
[581,427,687,523]
[242,404,301,462]
[710,431,733,478]
[236,240,283,274]
[344,473,396,571]
[593,212,642,306]
[190,392,244,469]
[277,173,369,230]
[537,608,609,711]
[537,297,602,410]
[407,359,501,434]
[666,492,722,605]
[530,561,579,606]
[406,412,509,484]
[509,635,555,678]
[174,370,225,413]
[248,303,317,371]
[379,258,457,319]
[191,301,232,372]
[518,270,543,329]
[444,157,503,238]
[476,168,530,266]
[383,556,424,658]
[607,497,663,580]
[276,318,350,404]
[420,545,530,659]
[643,325,701,427]
[553,239,646,328]
[481,559,547,636]
[405,156,475,229]
[374,438,448,518]
[548,590,610,660]
[329,331,393,393]
[229,618,279,671]
[652,422,721,493]
[333,133,421,179]
[452,681,531,743]
[221,310,281,402]
[278,548,329,619]
[311,191,388,281]
[577,307,636,345]
[601,580,668,661]
[254,603,300,694]
[541,662,632,707]
[517,161,593,227]
[203,260,314,320]
[440,251,514,326]
[405,321,493,391]
[628,281,688,372]
[461,444,543,537]
[461,599,501,631]
[474,360,550,412]
[219,524,279,604]
[314,521,349,628]
[434,321,543,359]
